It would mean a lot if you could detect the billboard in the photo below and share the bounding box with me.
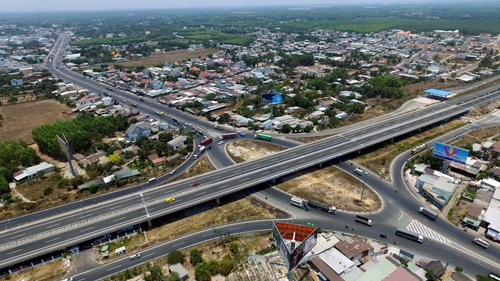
[289,229,318,269]
[432,142,469,164]
[262,89,283,104]
[273,222,317,271]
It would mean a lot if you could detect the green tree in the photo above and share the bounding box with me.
[281,124,292,134]
[165,271,180,281]
[425,269,438,281]
[144,264,166,281]
[194,262,212,281]
[167,250,185,265]
[455,266,463,272]
[190,249,204,266]
[218,258,233,276]
[108,153,121,165]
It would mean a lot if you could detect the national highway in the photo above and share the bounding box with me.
[2,34,500,272]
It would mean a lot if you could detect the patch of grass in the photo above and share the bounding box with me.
[172,155,215,181]
[465,188,476,198]
[114,48,218,68]
[447,208,455,219]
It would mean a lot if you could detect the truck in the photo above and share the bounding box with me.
[199,146,205,154]
[355,215,372,226]
[307,200,337,214]
[255,133,272,141]
[200,137,213,146]
[215,124,223,130]
[219,133,237,140]
[418,207,438,221]
[395,229,423,244]
[411,143,427,155]
[290,197,309,210]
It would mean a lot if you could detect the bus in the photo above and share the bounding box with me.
[410,143,427,155]
[395,229,423,244]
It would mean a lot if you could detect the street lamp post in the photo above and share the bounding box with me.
[359,172,368,205]
[81,199,88,222]
[140,192,150,218]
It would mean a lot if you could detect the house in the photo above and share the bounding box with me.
[462,204,483,230]
[125,122,154,141]
[334,235,373,261]
[10,79,23,86]
[150,80,167,90]
[13,162,55,182]
[169,263,188,281]
[167,136,187,150]
[148,154,166,166]
[75,96,98,107]
[422,260,445,278]
[319,99,335,109]
[491,142,500,158]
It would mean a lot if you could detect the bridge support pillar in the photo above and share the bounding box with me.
[318,162,322,168]
[216,197,220,204]
[147,219,152,228]
[390,138,394,143]
[272,178,276,183]
[358,149,361,154]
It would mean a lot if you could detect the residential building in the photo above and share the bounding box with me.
[125,121,154,141]
[334,235,373,261]
[13,162,55,182]
[167,136,187,150]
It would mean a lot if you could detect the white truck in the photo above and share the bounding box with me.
[419,207,438,221]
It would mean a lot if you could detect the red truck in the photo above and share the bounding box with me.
[219,133,237,140]
[200,137,213,146]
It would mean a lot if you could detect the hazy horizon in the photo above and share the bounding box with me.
[1,0,493,13]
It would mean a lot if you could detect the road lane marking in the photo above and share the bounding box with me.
[6,249,23,255]
[45,237,60,243]
[173,242,185,248]
[10,233,25,239]
[80,227,94,232]
[45,222,62,228]
[109,205,123,210]
[198,192,205,196]
[112,217,127,222]
[107,265,122,271]
[142,253,155,258]
[398,213,404,221]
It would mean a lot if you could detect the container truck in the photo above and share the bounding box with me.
[290,197,310,210]
[200,137,213,146]
[355,215,372,226]
[219,133,237,140]
[418,207,438,221]
[307,200,337,214]
[255,133,272,141]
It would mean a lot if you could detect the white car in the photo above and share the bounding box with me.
[169,169,176,175]
[218,140,224,145]
[354,168,364,175]
[130,253,141,260]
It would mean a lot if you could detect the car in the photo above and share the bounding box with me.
[207,146,212,150]
[169,169,176,175]
[148,177,156,183]
[354,168,364,175]
[198,144,202,148]
[380,233,387,239]
[218,140,224,145]
[61,278,74,281]
[191,182,200,187]
[166,197,175,203]
[130,253,141,260]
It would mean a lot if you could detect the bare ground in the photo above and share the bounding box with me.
[226,141,382,212]
[0,100,73,143]
[114,48,219,68]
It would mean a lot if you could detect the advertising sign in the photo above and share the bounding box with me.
[273,223,291,269]
[289,229,318,269]
[432,142,469,164]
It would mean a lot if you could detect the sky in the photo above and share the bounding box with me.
[2,0,478,13]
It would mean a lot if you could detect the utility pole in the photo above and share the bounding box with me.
[359,172,368,205]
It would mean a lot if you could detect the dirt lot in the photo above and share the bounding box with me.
[227,141,382,212]
[0,100,73,144]
[114,48,219,68]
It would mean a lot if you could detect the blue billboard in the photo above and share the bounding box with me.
[262,89,283,104]
[432,142,469,164]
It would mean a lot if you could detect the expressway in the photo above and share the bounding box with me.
[2,34,500,272]
[1,88,499,269]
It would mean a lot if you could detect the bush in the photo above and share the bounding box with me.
[218,258,233,276]
[190,249,204,266]
[167,250,185,265]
